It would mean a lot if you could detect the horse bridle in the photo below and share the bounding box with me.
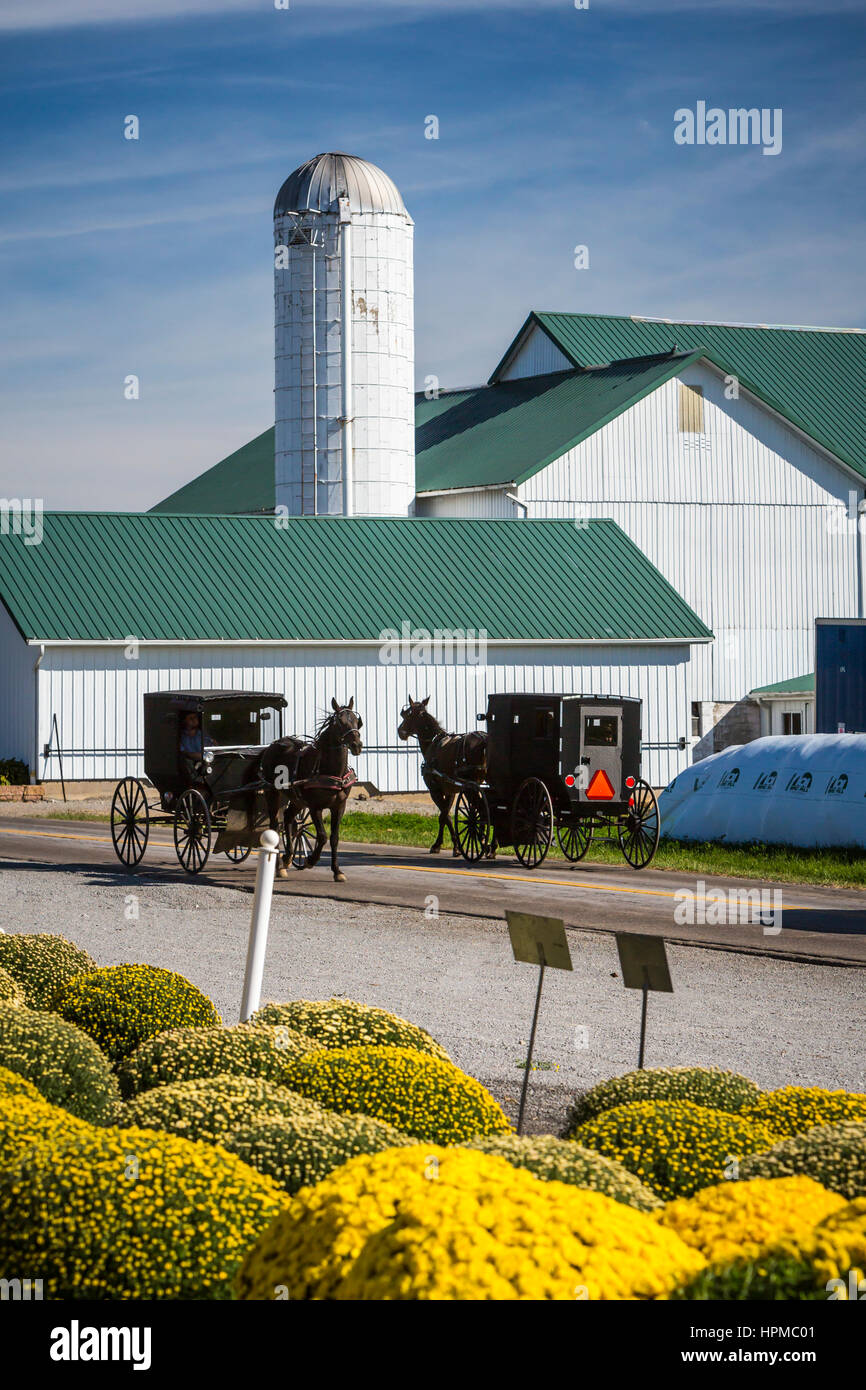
[330,705,363,746]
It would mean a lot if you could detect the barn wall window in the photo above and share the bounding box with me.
[782,711,803,735]
[678,382,704,433]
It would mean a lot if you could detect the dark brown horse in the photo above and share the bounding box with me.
[258,698,363,882]
[397,696,487,854]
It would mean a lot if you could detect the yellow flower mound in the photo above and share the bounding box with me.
[0,966,25,1008]
[817,1196,866,1243]
[743,1086,866,1137]
[0,1123,285,1299]
[572,1099,778,1201]
[282,1046,510,1144]
[236,1146,704,1301]
[659,1176,847,1264]
[0,1088,92,1166]
[252,998,451,1062]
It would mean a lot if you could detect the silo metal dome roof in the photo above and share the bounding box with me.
[274,152,409,218]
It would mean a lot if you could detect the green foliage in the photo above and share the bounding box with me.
[0,1004,119,1123]
[281,1045,511,1145]
[117,1022,317,1098]
[224,1111,411,1196]
[670,1252,830,1301]
[0,1123,284,1299]
[739,1122,866,1201]
[564,1066,761,1134]
[57,964,220,1064]
[0,758,29,785]
[0,968,25,1008]
[464,1133,663,1211]
[119,1073,325,1144]
[571,1099,778,1201]
[252,998,451,1062]
[0,933,96,1010]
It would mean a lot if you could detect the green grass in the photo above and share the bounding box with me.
[43,807,866,888]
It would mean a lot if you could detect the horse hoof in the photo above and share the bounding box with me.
[429,845,441,855]
[276,864,289,880]
[334,872,347,883]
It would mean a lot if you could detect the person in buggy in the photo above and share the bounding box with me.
[179,711,215,781]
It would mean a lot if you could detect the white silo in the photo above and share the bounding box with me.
[274,152,415,517]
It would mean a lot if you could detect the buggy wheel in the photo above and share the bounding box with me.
[453,787,490,863]
[288,813,315,870]
[511,777,553,869]
[174,788,212,874]
[557,815,592,863]
[110,777,150,868]
[224,844,252,865]
[618,778,660,870]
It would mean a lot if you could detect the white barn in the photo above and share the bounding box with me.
[0,513,710,791]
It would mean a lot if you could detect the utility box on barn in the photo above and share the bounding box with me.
[816,619,866,734]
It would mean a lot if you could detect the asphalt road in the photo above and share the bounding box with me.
[2,814,865,965]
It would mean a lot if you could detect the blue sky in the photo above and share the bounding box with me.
[1,0,864,510]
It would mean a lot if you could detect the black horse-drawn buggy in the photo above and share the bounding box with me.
[447,692,660,870]
[110,689,362,879]
[110,690,290,872]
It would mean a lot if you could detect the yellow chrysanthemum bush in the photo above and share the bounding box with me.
[0,1003,119,1123]
[0,1077,92,1167]
[564,1065,761,1134]
[0,1123,285,1300]
[0,933,96,1010]
[0,967,25,1008]
[739,1121,866,1200]
[236,1146,704,1301]
[224,1111,412,1195]
[743,1086,866,1138]
[571,1099,778,1201]
[119,1073,325,1144]
[671,1213,866,1302]
[463,1134,662,1212]
[819,1196,866,1243]
[251,998,451,1062]
[117,1022,317,1098]
[56,964,221,1064]
[281,1045,510,1144]
[659,1176,847,1265]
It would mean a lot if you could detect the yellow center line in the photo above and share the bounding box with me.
[0,825,817,910]
[0,826,173,849]
[380,862,816,909]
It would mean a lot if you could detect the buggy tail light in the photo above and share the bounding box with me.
[625,776,635,788]
[564,774,575,787]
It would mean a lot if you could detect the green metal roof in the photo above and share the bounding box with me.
[151,428,276,515]
[496,311,866,480]
[750,672,815,696]
[0,514,712,645]
[415,352,702,493]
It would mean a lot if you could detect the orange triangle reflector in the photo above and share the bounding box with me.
[586,769,616,800]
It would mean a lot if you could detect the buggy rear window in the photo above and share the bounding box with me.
[584,716,619,747]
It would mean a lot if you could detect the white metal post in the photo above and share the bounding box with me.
[239,829,280,1022]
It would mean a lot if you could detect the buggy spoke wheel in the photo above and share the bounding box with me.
[453,787,490,863]
[511,777,553,869]
[289,814,315,869]
[618,778,660,869]
[224,843,252,864]
[174,788,212,874]
[110,777,149,868]
[557,816,592,863]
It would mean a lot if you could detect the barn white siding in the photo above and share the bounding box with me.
[516,360,863,703]
[33,640,692,790]
[0,606,36,774]
[498,328,571,380]
[414,487,517,518]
